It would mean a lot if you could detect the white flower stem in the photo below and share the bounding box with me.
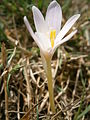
[45,57,55,113]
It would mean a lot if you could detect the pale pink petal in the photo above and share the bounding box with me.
[55,14,80,43]
[45,0,62,35]
[32,6,48,33]
[53,30,77,52]
[24,16,43,51]
[35,32,51,51]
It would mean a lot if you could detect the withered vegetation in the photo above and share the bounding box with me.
[0,0,90,120]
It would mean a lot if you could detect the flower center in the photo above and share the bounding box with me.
[50,30,56,48]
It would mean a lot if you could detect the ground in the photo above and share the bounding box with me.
[0,0,90,120]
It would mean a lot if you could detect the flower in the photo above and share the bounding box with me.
[24,0,80,57]
[24,0,80,113]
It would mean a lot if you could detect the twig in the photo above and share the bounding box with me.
[17,88,20,120]
[55,76,70,101]
[53,48,61,78]
[51,110,62,120]
[1,43,9,120]
[85,29,90,46]
[20,100,42,120]
[29,68,37,85]
[7,41,18,68]
[39,92,49,112]
[0,70,8,81]
[6,35,32,56]
[71,61,81,103]
[23,58,32,108]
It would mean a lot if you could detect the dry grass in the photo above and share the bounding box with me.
[0,0,90,120]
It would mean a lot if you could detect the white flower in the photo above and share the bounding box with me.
[24,0,80,56]
[24,1,80,112]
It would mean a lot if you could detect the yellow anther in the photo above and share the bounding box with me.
[50,30,56,48]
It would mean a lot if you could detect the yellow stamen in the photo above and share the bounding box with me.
[50,30,56,48]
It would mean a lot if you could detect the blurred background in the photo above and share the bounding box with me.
[0,0,90,120]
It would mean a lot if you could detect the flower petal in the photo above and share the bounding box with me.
[24,16,43,51]
[32,6,48,33]
[35,32,51,51]
[53,30,77,52]
[45,0,62,34]
[55,14,80,43]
